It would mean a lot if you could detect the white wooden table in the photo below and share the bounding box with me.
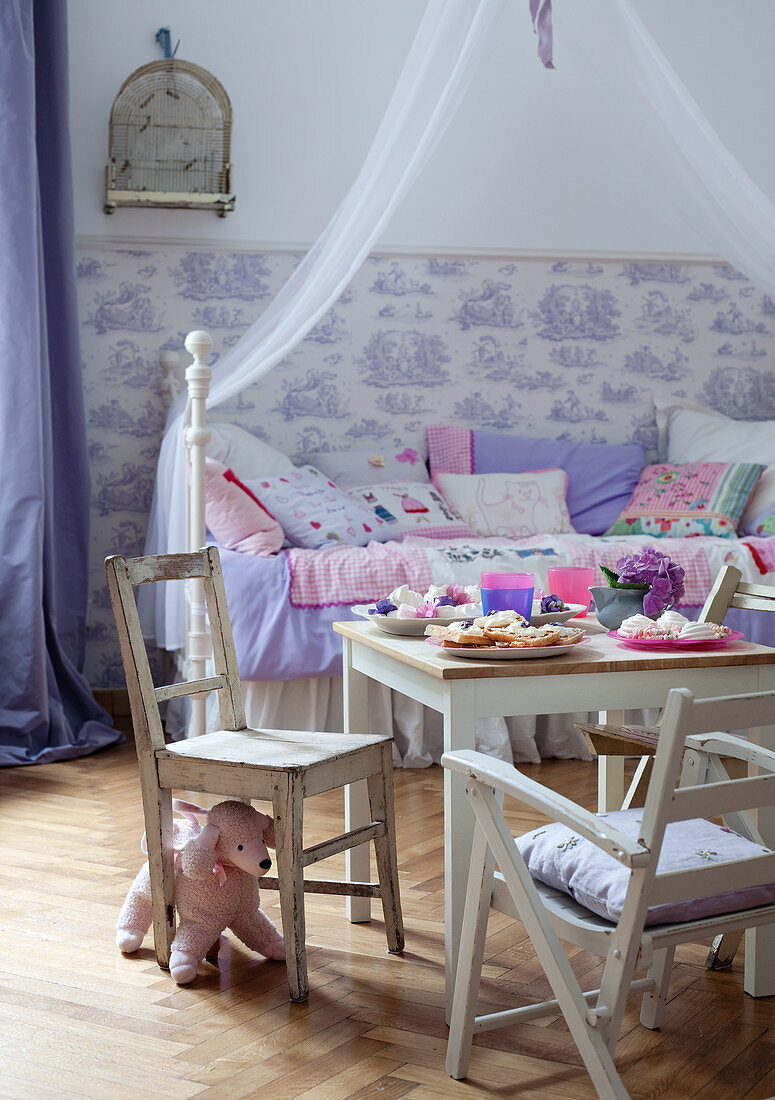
[334,617,775,1015]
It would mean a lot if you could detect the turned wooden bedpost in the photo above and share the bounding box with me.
[183,330,213,737]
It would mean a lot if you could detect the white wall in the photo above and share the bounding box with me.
[68,0,775,255]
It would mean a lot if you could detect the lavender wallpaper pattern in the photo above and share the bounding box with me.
[77,244,775,687]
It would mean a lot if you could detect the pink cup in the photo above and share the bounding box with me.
[546,566,596,617]
[480,572,534,619]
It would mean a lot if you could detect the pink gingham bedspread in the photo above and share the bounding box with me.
[287,538,433,609]
[286,534,775,610]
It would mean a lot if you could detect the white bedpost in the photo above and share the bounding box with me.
[183,330,213,738]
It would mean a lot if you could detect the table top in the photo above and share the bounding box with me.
[333,617,775,681]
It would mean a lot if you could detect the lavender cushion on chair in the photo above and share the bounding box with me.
[516,808,775,926]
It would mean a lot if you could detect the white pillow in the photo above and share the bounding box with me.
[655,400,775,536]
[207,422,294,480]
[516,807,775,925]
[435,469,574,538]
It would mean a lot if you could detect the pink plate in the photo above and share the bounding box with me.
[608,629,745,651]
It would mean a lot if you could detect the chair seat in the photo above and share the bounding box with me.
[160,725,391,771]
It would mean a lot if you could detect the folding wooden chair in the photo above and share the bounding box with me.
[578,563,775,970]
[443,686,775,1098]
[106,546,404,1002]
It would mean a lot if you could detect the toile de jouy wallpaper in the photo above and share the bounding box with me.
[77,242,775,686]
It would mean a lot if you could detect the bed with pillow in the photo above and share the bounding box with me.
[181,408,775,769]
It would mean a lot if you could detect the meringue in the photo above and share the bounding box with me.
[656,610,689,630]
[618,614,658,637]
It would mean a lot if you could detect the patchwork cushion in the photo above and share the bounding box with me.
[656,400,775,537]
[426,425,644,535]
[516,808,775,925]
[346,481,477,540]
[245,466,389,549]
[204,459,284,555]
[303,444,429,487]
[435,469,574,538]
[605,461,765,538]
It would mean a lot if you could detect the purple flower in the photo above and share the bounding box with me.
[614,548,686,616]
[541,593,567,612]
[434,595,457,608]
[370,598,397,616]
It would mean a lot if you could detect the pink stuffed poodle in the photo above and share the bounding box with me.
[116,799,285,984]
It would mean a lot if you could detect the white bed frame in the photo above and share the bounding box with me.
[159,330,214,738]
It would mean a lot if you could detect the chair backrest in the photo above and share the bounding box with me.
[105,546,246,754]
[700,563,775,624]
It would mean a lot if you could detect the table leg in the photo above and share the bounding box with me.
[342,638,371,923]
[443,681,478,1023]
[596,709,626,811]
[744,722,775,997]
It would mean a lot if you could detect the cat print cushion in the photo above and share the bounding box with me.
[245,466,389,549]
[435,469,574,538]
[346,481,477,540]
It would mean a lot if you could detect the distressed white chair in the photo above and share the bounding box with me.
[106,545,404,1002]
[442,686,775,1098]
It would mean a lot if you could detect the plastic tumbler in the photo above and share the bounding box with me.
[546,566,596,617]
[480,572,534,620]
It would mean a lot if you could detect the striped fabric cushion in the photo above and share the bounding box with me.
[605,461,765,538]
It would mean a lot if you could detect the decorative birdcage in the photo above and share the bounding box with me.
[105,59,235,216]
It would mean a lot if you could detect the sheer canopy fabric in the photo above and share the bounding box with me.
[560,0,775,295]
[143,0,506,647]
[144,0,775,651]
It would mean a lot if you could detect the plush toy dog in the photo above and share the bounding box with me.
[116,799,285,984]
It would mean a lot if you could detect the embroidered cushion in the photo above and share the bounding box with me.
[656,399,775,537]
[303,444,429,487]
[204,459,284,555]
[604,461,765,538]
[346,481,477,540]
[426,424,645,535]
[516,808,775,925]
[245,466,388,549]
[435,469,574,538]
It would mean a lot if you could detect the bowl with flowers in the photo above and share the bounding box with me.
[590,547,686,630]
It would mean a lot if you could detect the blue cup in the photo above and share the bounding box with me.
[480,572,534,620]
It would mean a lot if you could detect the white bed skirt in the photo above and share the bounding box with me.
[212,676,599,768]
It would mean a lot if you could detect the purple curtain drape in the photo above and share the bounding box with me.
[0,0,122,764]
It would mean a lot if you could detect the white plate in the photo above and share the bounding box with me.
[529,604,587,626]
[441,641,583,660]
[351,604,481,637]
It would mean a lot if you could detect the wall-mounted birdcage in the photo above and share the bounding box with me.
[105,58,235,217]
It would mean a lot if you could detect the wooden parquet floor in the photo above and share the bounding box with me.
[2,733,775,1099]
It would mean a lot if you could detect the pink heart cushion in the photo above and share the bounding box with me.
[205,458,284,555]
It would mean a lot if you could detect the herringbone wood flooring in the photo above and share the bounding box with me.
[2,731,775,1099]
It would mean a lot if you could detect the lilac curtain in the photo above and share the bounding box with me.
[0,0,121,764]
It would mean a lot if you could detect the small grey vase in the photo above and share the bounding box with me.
[589,585,654,631]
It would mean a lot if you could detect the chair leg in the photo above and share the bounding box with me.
[446,822,494,1080]
[139,776,175,969]
[273,773,308,1002]
[367,743,404,954]
[640,946,675,1029]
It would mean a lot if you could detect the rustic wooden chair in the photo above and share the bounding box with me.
[577,563,775,969]
[106,546,404,1002]
[442,686,775,1098]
